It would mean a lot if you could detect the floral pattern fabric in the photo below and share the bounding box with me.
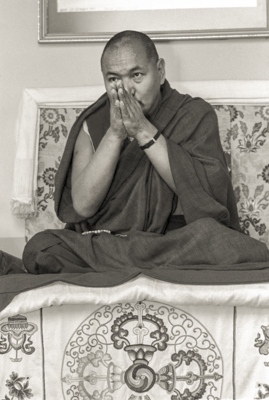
[25,107,85,241]
[214,105,269,247]
[25,105,269,249]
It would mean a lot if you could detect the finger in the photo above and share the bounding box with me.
[114,98,122,120]
[117,86,126,104]
[119,99,129,120]
[111,88,119,104]
[107,82,116,101]
[118,84,133,115]
[122,84,137,111]
[110,81,119,92]
[126,91,142,115]
[116,80,127,99]
[110,87,122,119]
[110,97,121,121]
[118,82,129,101]
[116,79,123,90]
[115,81,130,117]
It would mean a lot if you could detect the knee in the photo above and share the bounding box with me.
[190,217,219,234]
[23,233,42,273]
[23,231,57,274]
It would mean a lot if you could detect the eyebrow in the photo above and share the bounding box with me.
[105,65,144,77]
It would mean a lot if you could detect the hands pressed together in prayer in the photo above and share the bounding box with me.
[109,81,158,145]
[108,80,176,193]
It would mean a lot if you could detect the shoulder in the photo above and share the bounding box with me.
[166,89,219,144]
[166,85,216,126]
[174,92,217,128]
[188,96,215,114]
[72,93,110,151]
[173,87,215,118]
[187,97,217,127]
[74,124,94,154]
[85,91,108,113]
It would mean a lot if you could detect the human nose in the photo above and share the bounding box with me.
[121,78,135,96]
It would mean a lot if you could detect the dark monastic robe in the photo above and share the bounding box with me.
[55,80,240,233]
[0,79,262,314]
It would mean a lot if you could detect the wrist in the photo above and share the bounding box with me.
[106,127,126,143]
[139,131,161,151]
[106,128,126,149]
[135,125,158,147]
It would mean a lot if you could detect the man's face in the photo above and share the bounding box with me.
[101,41,165,118]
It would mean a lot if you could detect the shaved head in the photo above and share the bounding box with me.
[101,30,165,118]
[101,30,159,70]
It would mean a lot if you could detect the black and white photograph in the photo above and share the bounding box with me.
[1,1,269,399]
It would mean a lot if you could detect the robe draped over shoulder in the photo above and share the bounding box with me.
[54,80,239,232]
[21,80,269,286]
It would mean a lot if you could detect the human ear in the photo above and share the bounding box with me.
[157,58,166,85]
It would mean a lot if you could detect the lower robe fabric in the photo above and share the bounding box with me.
[21,80,269,283]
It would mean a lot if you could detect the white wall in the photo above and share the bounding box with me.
[0,0,268,256]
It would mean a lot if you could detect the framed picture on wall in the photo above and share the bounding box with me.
[39,0,269,42]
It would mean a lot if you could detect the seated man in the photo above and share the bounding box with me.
[23,30,269,281]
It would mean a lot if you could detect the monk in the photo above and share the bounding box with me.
[22,30,269,283]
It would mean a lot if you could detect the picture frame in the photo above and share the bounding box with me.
[39,0,269,42]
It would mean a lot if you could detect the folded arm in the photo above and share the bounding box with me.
[71,88,127,218]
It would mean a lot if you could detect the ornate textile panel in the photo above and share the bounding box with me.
[236,306,269,398]
[0,310,44,399]
[1,301,269,398]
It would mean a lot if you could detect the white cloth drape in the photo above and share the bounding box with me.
[10,86,103,219]
[11,90,40,218]
[1,274,268,319]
